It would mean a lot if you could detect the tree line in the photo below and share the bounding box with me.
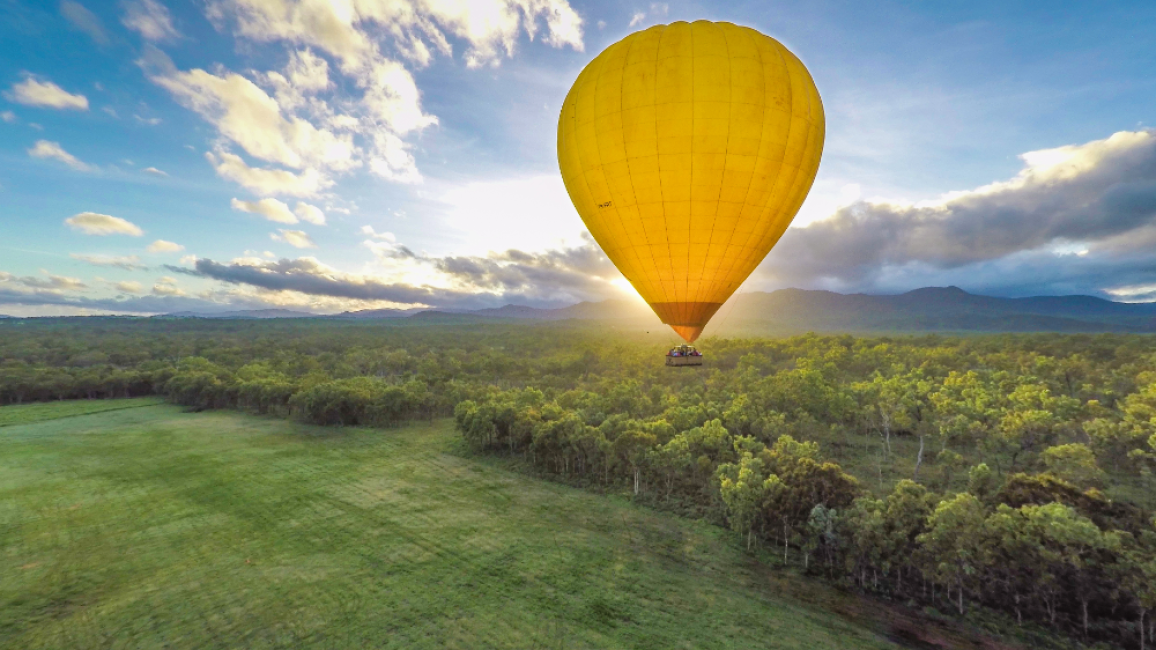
[3,318,1156,646]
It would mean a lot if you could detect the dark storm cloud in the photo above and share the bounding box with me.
[169,235,622,309]
[0,287,225,314]
[171,257,456,304]
[761,130,1156,294]
[433,234,619,298]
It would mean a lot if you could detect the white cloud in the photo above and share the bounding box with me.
[121,0,181,41]
[65,212,144,236]
[142,166,168,176]
[70,253,146,270]
[628,4,666,29]
[1,270,88,293]
[4,76,89,110]
[271,229,317,248]
[207,150,331,196]
[27,140,92,171]
[152,276,185,296]
[179,254,198,265]
[1,110,15,123]
[147,239,184,252]
[135,114,163,125]
[294,202,326,225]
[232,197,298,224]
[207,0,583,71]
[115,280,144,294]
[61,0,110,45]
[264,49,331,110]
[361,225,395,241]
[150,65,357,172]
[165,0,583,190]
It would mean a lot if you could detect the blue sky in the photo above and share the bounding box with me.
[2,0,1155,315]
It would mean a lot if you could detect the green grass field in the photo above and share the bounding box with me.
[2,402,1029,649]
[0,397,162,428]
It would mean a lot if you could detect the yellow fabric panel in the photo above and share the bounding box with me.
[558,20,824,336]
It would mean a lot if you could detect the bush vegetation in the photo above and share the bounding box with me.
[3,317,1156,647]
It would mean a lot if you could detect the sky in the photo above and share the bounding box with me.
[2,0,1156,316]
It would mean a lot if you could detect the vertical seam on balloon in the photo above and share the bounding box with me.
[616,29,654,303]
[772,68,821,249]
[697,21,730,309]
[686,22,695,306]
[655,24,676,307]
[592,45,618,274]
[762,52,813,253]
[714,30,777,292]
[747,40,798,255]
[713,25,768,303]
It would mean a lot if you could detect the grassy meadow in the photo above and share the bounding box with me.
[0,397,163,428]
[0,400,977,650]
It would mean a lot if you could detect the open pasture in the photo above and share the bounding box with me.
[0,401,932,650]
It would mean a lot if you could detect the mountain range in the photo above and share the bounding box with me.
[145,287,1156,334]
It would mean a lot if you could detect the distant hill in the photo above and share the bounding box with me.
[160,309,317,319]
[470,299,648,321]
[331,307,428,318]
[715,287,1156,334]
[159,287,1156,333]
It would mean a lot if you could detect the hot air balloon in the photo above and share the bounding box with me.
[557,20,825,349]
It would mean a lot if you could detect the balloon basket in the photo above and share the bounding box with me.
[665,345,703,367]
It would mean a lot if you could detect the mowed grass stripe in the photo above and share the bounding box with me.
[1,403,900,649]
[0,397,163,428]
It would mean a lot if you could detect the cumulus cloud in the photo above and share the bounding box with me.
[629,3,666,28]
[121,0,181,41]
[293,201,325,225]
[759,129,1156,297]
[232,197,298,224]
[152,275,184,296]
[4,76,89,110]
[263,49,330,110]
[115,280,144,294]
[148,62,357,172]
[64,212,144,236]
[271,229,317,248]
[146,0,582,192]
[0,270,87,293]
[206,0,583,70]
[142,166,168,176]
[207,150,332,197]
[27,140,92,171]
[147,239,184,252]
[61,1,110,45]
[1,110,15,123]
[70,253,147,270]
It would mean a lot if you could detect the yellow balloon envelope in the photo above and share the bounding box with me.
[557,21,825,342]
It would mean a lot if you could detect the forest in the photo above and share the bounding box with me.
[2,316,1155,649]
